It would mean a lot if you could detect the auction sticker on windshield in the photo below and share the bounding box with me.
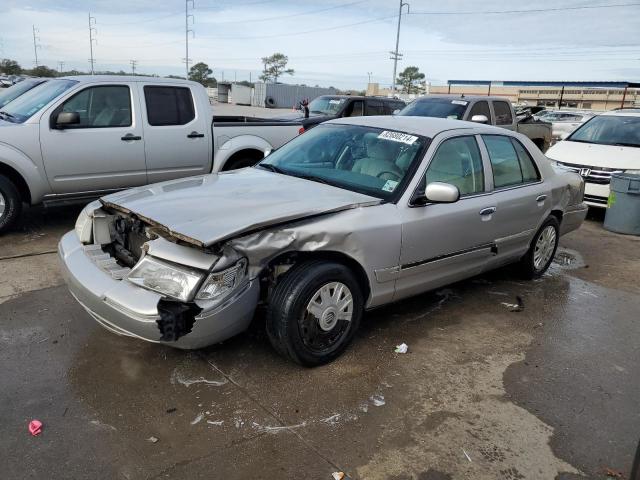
[382,179,399,192]
[378,130,418,145]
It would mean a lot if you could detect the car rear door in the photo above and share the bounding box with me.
[395,133,497,301]
[491,100,515,130]
[479,134,549,263]
[39,82,147,194]
[138,82,210,183]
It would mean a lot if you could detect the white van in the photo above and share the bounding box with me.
[546,110,640,207]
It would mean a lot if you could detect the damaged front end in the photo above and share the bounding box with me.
[63,201,257,347]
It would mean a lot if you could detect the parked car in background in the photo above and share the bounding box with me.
[546,110,640,207]
[0,75,304,232]
[59,116,586,365]
[398,95,552,151]
[274,95,406,130]
[0,78,47,108]
[536,110,596,143]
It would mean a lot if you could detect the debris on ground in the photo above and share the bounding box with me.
[206,420,224,426]
[462,448,472,462]
[166,407,177,414]
[501,296,525,312]
[190,412,204,425]
[394,343,408,354]
[147,436,159,443]
[604,467,624,478]
[28,420,43,436]
[370,394,386,407]
[332,472,345,480]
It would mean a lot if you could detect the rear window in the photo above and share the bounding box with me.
[144,86,195,126]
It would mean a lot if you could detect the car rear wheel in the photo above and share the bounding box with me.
[266,260,363,366]
[518,216,560,279]
[0,175,22,234]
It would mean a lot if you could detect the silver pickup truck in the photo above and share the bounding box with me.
[0,75,302,232]
[399,95,552,152]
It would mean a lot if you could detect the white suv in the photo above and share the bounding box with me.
[546,109,640,207]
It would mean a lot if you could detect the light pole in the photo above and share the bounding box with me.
[390,0,409,96]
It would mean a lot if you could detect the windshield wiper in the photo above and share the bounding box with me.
[257,163,287,174]
[613,142,640,148]
[288,172,332,185]
[0,111,15,120]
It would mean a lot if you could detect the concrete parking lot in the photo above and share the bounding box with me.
[1,204,639,480]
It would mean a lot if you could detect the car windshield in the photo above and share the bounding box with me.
[0,79,46,109]
[398,98,468,120]
[0,79,77,123]
[258,123,428,200]
[567,115,640,148]
[308,96,347,115]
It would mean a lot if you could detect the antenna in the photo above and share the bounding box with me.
[184,0,195,78]
[88,13,97,74]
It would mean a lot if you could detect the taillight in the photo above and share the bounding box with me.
[298,126,305,135]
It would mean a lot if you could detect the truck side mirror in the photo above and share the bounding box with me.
[55,111,80,128]
[470,114,489,124]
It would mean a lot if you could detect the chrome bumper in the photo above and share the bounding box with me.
[58,231,259,349]
[560,202,589,236]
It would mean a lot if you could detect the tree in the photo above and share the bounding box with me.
[259,53,294,83]
[0,58,21,75]
[29,65,58,77]
[189,62,215,87]
[396,66,425,94]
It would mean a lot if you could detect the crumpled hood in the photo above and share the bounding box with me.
[101,168,380,247]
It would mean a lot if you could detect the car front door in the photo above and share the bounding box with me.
[39,83,147,194]
[138,83,210,184]
[479,134,549,264]
[395,134,498,301]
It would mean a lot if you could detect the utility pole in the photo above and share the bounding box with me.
[88,13,97,74]
[184,0,195,78]
[130,59,138,76]
[58,61,65,73]
[390,0,409,96]
[32,25,41,67]
[367,72,372,84]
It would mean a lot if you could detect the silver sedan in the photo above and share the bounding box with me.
[59,116,587,366]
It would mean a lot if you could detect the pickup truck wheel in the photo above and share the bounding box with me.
[0,175,22,233]
[266,260,363,366]
[518,216,559,279]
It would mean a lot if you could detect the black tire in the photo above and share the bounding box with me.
[265,96,276,108]
[0,175,22,234]
[518,216,560,279]
[266,260,363,367]
[224,156,260,170]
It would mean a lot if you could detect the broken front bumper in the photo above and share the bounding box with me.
[58,231,259,349]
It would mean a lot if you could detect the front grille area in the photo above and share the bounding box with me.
[83,244,132,280]
[556,161,624,185]
[583,194,608,205]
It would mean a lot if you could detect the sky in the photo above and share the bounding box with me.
[1,0,639,89]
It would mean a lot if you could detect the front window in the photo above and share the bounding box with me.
[57,85,132,128]
[568,115,640,148]
[398,98,468,120]
[0,79,78,123]
[308,96,347,115]
[258,124,429,200]
[0,79,46,109]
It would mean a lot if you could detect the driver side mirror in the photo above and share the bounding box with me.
[413,182,460,205]
[393,109,401,115]
[470,114,489,124]
[55,111,80,129]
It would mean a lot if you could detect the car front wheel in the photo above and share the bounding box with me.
[519,216,560,279]
[266,260,363,366]
[0,175,22,234]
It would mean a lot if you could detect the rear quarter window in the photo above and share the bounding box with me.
[144,86,195,126]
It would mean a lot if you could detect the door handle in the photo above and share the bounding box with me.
[187,131,205,138]
[536,194,547,202]
[479,206,497,216]
[121,134,142,141]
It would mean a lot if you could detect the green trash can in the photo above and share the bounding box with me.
[604,173,640,235]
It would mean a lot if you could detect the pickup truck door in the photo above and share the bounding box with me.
[39,83,147,194]
[138,83,211,183]
[465,100,493,124]
[395,134,497,302]
[491,100,516,131]
[479,134,549,263]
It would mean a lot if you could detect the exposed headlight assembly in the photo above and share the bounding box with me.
[127,256,204,302]
[196,258,247,302]
[74,200,101,244]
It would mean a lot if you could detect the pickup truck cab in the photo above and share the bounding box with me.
[275,95,406,130]
[0,75,302,232]
[399,95,552,152]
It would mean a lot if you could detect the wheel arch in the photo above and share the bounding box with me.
[0,161,32,204]
[214,135,272,171]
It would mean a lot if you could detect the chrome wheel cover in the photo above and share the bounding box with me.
[0,191,5,219]
[534,225,557,271]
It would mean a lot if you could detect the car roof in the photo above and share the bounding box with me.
[325,115,506,138]
[600,109,640,117]
[317,94,403,102]
[59,75,201,87]
[412,95,512,102]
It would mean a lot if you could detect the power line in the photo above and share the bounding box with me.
[130,59,138,75]
[88,13,97,74]
[58,61,65,73]
[409,2,640,15]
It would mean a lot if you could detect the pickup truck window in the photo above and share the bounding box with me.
[468,101,491,121]
[483,135,535,188]
[144,86,195,126]
[345,100,364,117]
[0,79,77,123]
[366,100,384,115]
[59,85,131,128]
[398,98,467,120]
[424,136,485,196]
[492,101,513,126]
[308,96,346,115]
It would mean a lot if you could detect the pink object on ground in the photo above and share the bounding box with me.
[28,420,43,436]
